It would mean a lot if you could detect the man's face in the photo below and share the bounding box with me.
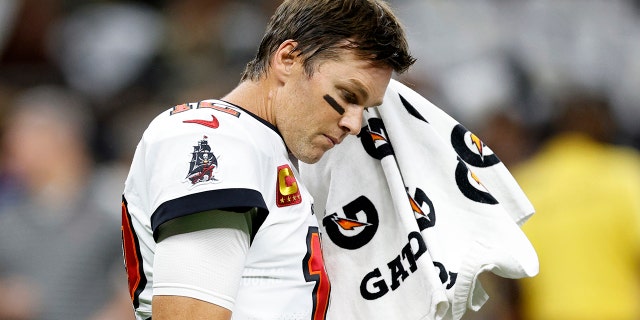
[275,51,393,164]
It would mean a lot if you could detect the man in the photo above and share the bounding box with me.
[121,0,415,319]
[0,86,131,320]
[514,90,640,320]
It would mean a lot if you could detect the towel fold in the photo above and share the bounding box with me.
[299,79,538,320]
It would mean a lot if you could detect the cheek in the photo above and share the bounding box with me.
[287,94,323,122]
[296,104,335,133]
[283,85,313,115]
[282,77,336,128]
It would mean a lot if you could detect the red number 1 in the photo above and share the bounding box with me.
[121,196,147,308]
[303,227,331,320]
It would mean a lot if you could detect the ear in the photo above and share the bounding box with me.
[271,40,300,82]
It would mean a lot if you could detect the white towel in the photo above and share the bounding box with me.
[299,79,538,320]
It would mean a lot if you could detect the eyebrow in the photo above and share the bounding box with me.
[323,94,345,115]
[346,79,369,105]
[344,79,383,107]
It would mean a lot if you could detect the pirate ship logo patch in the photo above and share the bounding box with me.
[185,136,221,186]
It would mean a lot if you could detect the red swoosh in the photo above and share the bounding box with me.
[183,115,219,129]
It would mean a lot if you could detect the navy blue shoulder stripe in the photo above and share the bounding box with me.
[151,188,268,241]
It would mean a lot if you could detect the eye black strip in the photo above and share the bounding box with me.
[323,94,345,115]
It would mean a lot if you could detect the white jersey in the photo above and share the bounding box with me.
[121,100,330,320]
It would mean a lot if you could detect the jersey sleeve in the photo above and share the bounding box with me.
[152,210,252,311]
[137,110,269,241]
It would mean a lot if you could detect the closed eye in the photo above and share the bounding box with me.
[341,89,358,105]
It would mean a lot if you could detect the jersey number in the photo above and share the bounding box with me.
[302,227,331,320]
[121,196,147,308]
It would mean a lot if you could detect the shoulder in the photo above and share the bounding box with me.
[126,100,281,237]
[127,98,286,197]
[140,100,280,158]
[144,101,251,139]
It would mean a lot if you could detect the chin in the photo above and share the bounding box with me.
[295,151,324,164]
[297,156,321,164]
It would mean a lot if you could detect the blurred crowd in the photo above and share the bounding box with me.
[0,0,639,319]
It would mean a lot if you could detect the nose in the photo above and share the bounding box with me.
[338,107,363,135]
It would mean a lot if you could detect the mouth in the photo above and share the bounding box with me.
[324,135,339,147]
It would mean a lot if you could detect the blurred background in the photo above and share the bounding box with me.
[0,0,639,319]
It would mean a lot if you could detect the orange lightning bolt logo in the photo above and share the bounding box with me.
[470,133,484,157]
[408,194,426,217]
[370,131,386,142]
[331,216,371,230]
[470,170,489,192]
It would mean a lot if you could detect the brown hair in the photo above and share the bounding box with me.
[241,0,415,81]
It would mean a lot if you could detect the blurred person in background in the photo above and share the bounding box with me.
[0,86,133,320]
[512,88,640,320]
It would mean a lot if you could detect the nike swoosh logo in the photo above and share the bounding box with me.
[183,115,219,129]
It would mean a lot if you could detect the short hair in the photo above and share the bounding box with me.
[241,0,416,81]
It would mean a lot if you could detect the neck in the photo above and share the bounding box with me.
[223,80,276,126]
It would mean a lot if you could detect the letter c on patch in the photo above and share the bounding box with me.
[278,165,298,196]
